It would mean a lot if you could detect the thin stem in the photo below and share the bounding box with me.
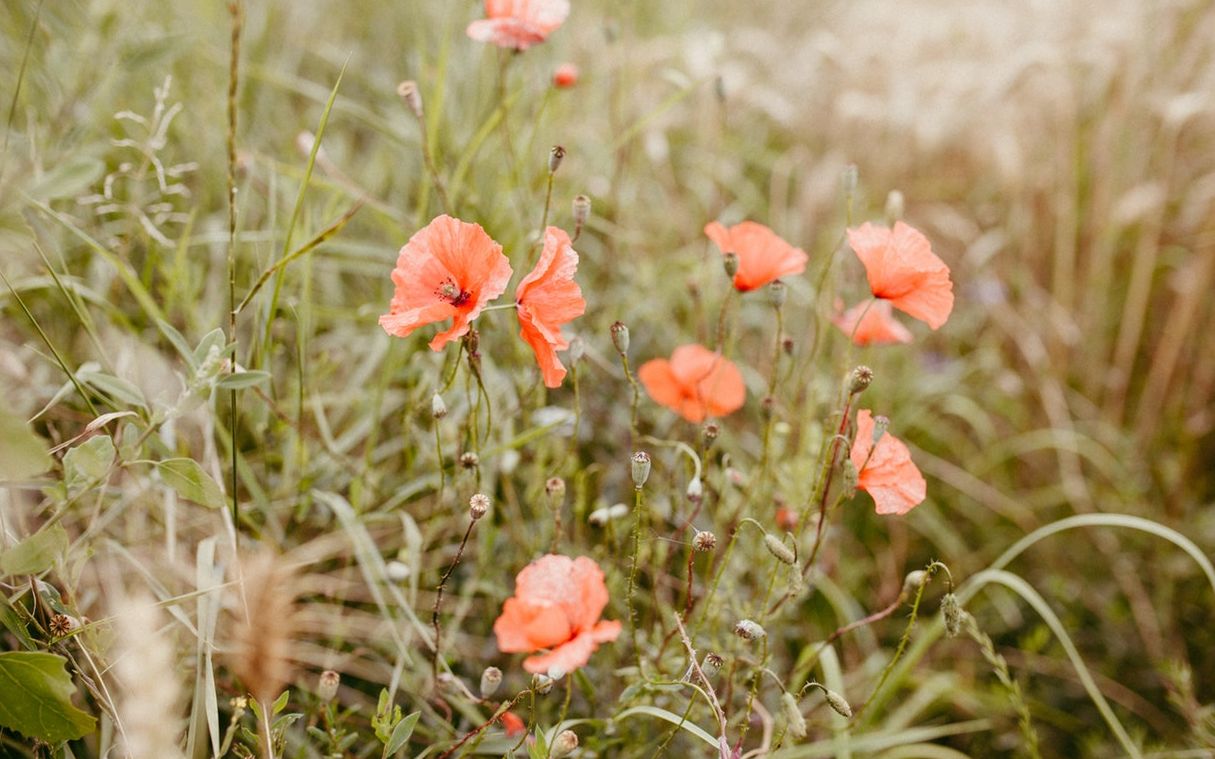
[432,518,479,681]
[434,416,445,501]
[225,1,243,537]
[627,486,646,670]
[413,102,451,213]
[619,352,642,447]
[260,698,275,759]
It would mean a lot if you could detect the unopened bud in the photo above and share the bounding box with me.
[734,619,766,641]
[480,666,503,698]
[722,252,739,278]
[549,145,566,173]
[532,673,553,695]
[941,593,964,638]
[767,280,787,308]
[764,534,796,565]
[781,692,807,739]
[460,451,479,469]
[848,366,873,395]
[397,80,423,118]
[432,393,448,419]
[546,477,566,501]
[318,670,340,702]
[631,451,651,489]
[885,189,905,223]
[568,335,585,363]
[572,194,591,227]
[610,321,629,355]
[693,530,717,552]
[824,688,852,719]
[686,476,703,502]
[702,422,720,443]
[551,729,579,758]
[469,493,490,520]
[871,415,890,445]
[902,570,927,598]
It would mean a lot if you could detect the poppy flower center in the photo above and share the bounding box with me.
[437,280,471,307]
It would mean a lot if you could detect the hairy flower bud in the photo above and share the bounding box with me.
[317,670,340,702]
[764,534,796,565]
[610,321,629,355]
[734,619,766,641]
[782,692,807,739]
[902,570,928,598]
[824,688,853,719]
[532,673,554,695]
[631,451,651,489]
[480,666,503,698]
[941,593,964,638]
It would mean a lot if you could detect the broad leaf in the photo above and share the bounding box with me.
[0,525,68,576]
[63,435,115,487]
[158,459,226,509]
[0,410,53,481]
[0,652,97,742]
[384,711,420,756]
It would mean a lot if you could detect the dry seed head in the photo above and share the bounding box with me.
[231,553,298,704]
[764,534,796,565]
[630,451,651,489]
[480,666,503,698]
[610,321,630,355]
[48,613,74,638]
[693,530,717,552]
[782,692,807,739]
[549,145,566,173]
[397,80,423,117]
[734,619,766,641]
[849,365,873,395]
[941,593,964,638]
[723,252,740,278]
[552,729,579,758]
[469,493,491,520]
[318,670,340,702]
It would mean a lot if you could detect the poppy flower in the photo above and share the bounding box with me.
[704,221,808,292]
[553,63,579,88]
[849,409,926,516]
[638,344,746,423]
[466,0,570,51]
[846,221,953,329]
[494,555,621,674]
[378,215,512,351]
[499,711,525,737]
[515,227,586,388]
[832,299,914,346]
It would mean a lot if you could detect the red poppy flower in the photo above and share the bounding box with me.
[494,555,621,675]
[638,344,746,423]
[466,0,570,50]
[849,409,926,516]
[832,299,914,346]
[515,227,586,388]
[499,711,525,737]
[846,221,954,330]
[553,63,579,88]
[379,215,513,351]
[704,221,808,292]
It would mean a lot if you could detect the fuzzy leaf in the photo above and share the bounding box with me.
[0,652,97,742]
[0,525,68,576]
[384,711,419,756]
[0,410,53,481]
[63,435,115,487]
[158,459,226,509]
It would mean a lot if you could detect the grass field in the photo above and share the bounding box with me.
[1,1,1214,757]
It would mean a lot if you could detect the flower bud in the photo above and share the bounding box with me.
[460,451,479,469]
[941,593,964,638]
[480,666,503,698]
[722,252,740,278]
[848,366,873,395]
[469,493,490,520]
[902,569,927,598]
[871,415,890,445]
[733,619,766,641]
[702,422,719,443]
[610,321,629,355]
[532,673,554,694]
[553,62,579,88]
[767,280,787,308]
[551,729,579,758]
[549,145,566,173]
[781,692,807,739]
[693,530,717,552]
[631,451,651,489]
[885,189,905,223]
[432,393,448,419]
[701,651,724,678]
[824,688,853,719]
[686,476,703,503]
[397,80,423,118]
[317,670,340,702]
[546,477,566,501]
[764,534,796,565]
[572,194,591,228]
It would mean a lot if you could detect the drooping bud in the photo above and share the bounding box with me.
[733,619,766,641]
[767,280,787,308]
[885,189,905,223]
[781,692,807,739]
[693,530,717,552]
[941,593,964,638]
[432,393,448,419]
[848,366,873,395]
[686,476,703,502]
[630,451,651,489]
[902,570,928,598]
[469,493,490,521]
[824,688,853,719]
[610,321,629,355]
[397,80,423,118]
[551,729,579,758]
[549,145,566,173]
[480,666,503,698]
[764,534,796,565]
[318,670,340,702]
[723,252,740,279]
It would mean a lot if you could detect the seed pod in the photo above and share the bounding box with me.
[701,652,724,678]
[723,252,740,278]
[317,670,340,702]
[572,194,591,227]
[871,416,890,445]
[546,477,567,501]
[431,393,448,419]
[549,145,566,173]
[702,423,720,443]
[397,80,423,117]
[693,530,717,552]
[480,666,503,698]
[631,451,651,489]
[469,493,490,520]
[768,280,787,308]
[733,619,766,641]
[764,534,796,565]
[610,321,630,355]
[551,729,579,758]
[460,451,479,469]
[848,366,873,395]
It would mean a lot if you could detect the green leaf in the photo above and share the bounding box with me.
[384,711,419,756]
[271,690,290,715]
[0,652,97,742]
[78,369,146,408]
[0,524,68,576]
[215,370,271,390]
[157,459,226,510]
[63,435,115,487]
[192,328,227,367]
[156,318,198,369]
[0,410,53,481]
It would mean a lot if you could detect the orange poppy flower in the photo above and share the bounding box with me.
[515,227,586,388]
[849,409,926,516]
[466,0,570,50]
[704,221,808,292]
[638,344,746,423]
[493,555,621,675]
[379,215,513,351]
[553,63,579,88]
[499,711,525,737]
[832,299,914,346]
[846,221,953,330]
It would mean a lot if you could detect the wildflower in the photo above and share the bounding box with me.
[553,63,579,88]
[379,215,513,351]
[846,221,953,329]
[493,555,621,674]
[638,344,746,423]
[832,300,914,346]
[466,0,570,51]
[515,227,586,388]
[704,221,808,292]
[499,710,526,737]
[849,409,927,516]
